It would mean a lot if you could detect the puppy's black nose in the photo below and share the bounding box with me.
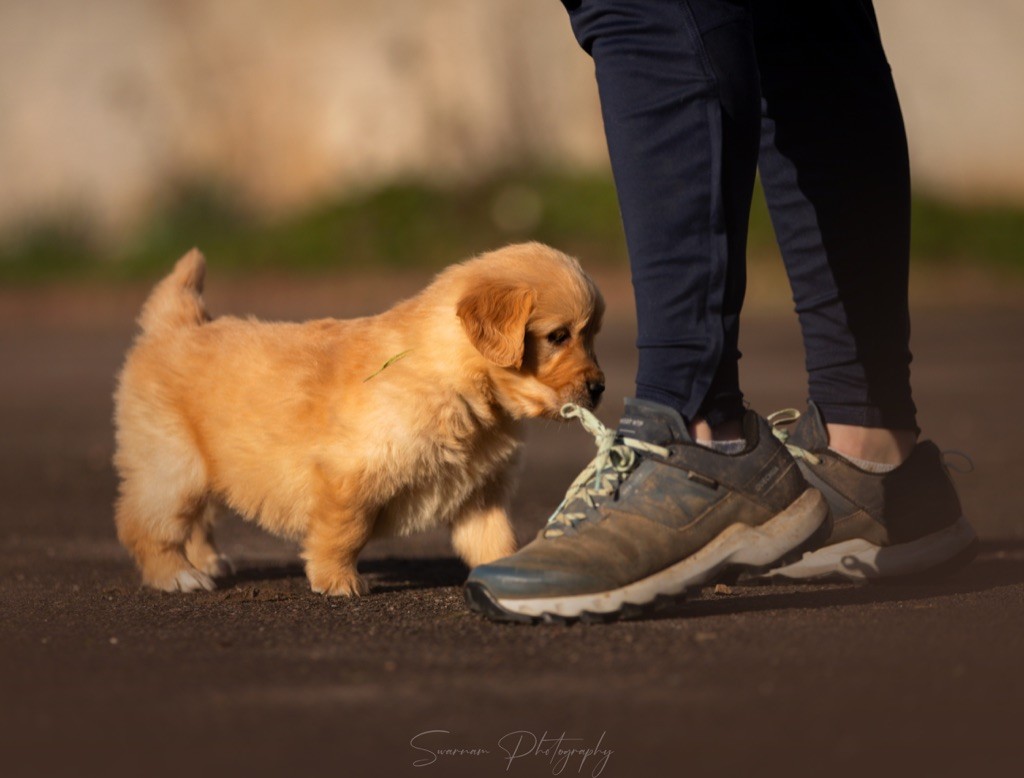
[587,380,605,403]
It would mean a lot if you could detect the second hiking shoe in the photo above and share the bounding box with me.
[764,403,977,581]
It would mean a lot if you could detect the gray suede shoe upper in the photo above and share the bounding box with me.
[468,398,809,600]
[784,402,963,546]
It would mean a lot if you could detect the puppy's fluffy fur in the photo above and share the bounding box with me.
[113,242,604,595]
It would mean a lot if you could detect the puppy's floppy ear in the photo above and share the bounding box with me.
[457,282,536,368]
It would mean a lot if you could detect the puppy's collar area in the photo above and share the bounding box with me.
[543,404,669,538]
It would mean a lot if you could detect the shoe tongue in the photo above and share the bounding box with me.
[616,398,693,445]
[789,401,830,451]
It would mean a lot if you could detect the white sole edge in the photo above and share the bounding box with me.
[493,488,829,619]
[763,515,976,581]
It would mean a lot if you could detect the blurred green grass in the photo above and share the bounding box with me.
[1,171,1022,284]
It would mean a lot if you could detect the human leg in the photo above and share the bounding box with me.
[754,0,917,456]
[753,1,975,577]
[565,0,761,428]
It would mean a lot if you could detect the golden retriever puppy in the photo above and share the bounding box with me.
[113,242,605,596]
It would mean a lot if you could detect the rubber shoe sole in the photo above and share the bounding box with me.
[464,487,828,624]
[762,515,977,581]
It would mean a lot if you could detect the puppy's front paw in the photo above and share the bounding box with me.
[175,568,216,592]
[145,567,216,593]
[197,553,235,579]
[307,563,368,597]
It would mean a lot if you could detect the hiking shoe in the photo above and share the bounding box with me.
[464,399,829,623]
[763,403,977,581]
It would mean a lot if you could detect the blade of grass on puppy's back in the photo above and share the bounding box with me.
[363,350,413,382]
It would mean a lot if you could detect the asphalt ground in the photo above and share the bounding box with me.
[2,269,1023,778]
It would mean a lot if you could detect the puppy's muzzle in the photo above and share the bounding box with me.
[587,377,605,407]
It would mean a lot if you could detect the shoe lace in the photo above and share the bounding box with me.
[543,403,670,538]
[941,449,975,474]
[766,408,822,465]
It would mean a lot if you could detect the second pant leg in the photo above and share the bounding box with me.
[563,0,761,426]
[754,0,917,430]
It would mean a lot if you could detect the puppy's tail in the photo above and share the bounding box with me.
[138,248,210,335]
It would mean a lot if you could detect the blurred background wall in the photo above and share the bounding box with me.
[1,0,1022,245]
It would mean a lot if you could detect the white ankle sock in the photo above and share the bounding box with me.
[699,438,747,455]
[830,448,898,473]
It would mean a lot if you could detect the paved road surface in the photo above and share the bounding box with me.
[2,275,1022,778]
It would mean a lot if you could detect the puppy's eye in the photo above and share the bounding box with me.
[546,328,571,346]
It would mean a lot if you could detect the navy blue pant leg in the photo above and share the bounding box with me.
[563,0,761,427]
[755,0,917,430]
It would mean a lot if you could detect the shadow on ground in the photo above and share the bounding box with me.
[217,540,1024,619]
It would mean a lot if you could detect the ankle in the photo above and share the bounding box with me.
[826,423,917,466]
[689,417,744,444]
